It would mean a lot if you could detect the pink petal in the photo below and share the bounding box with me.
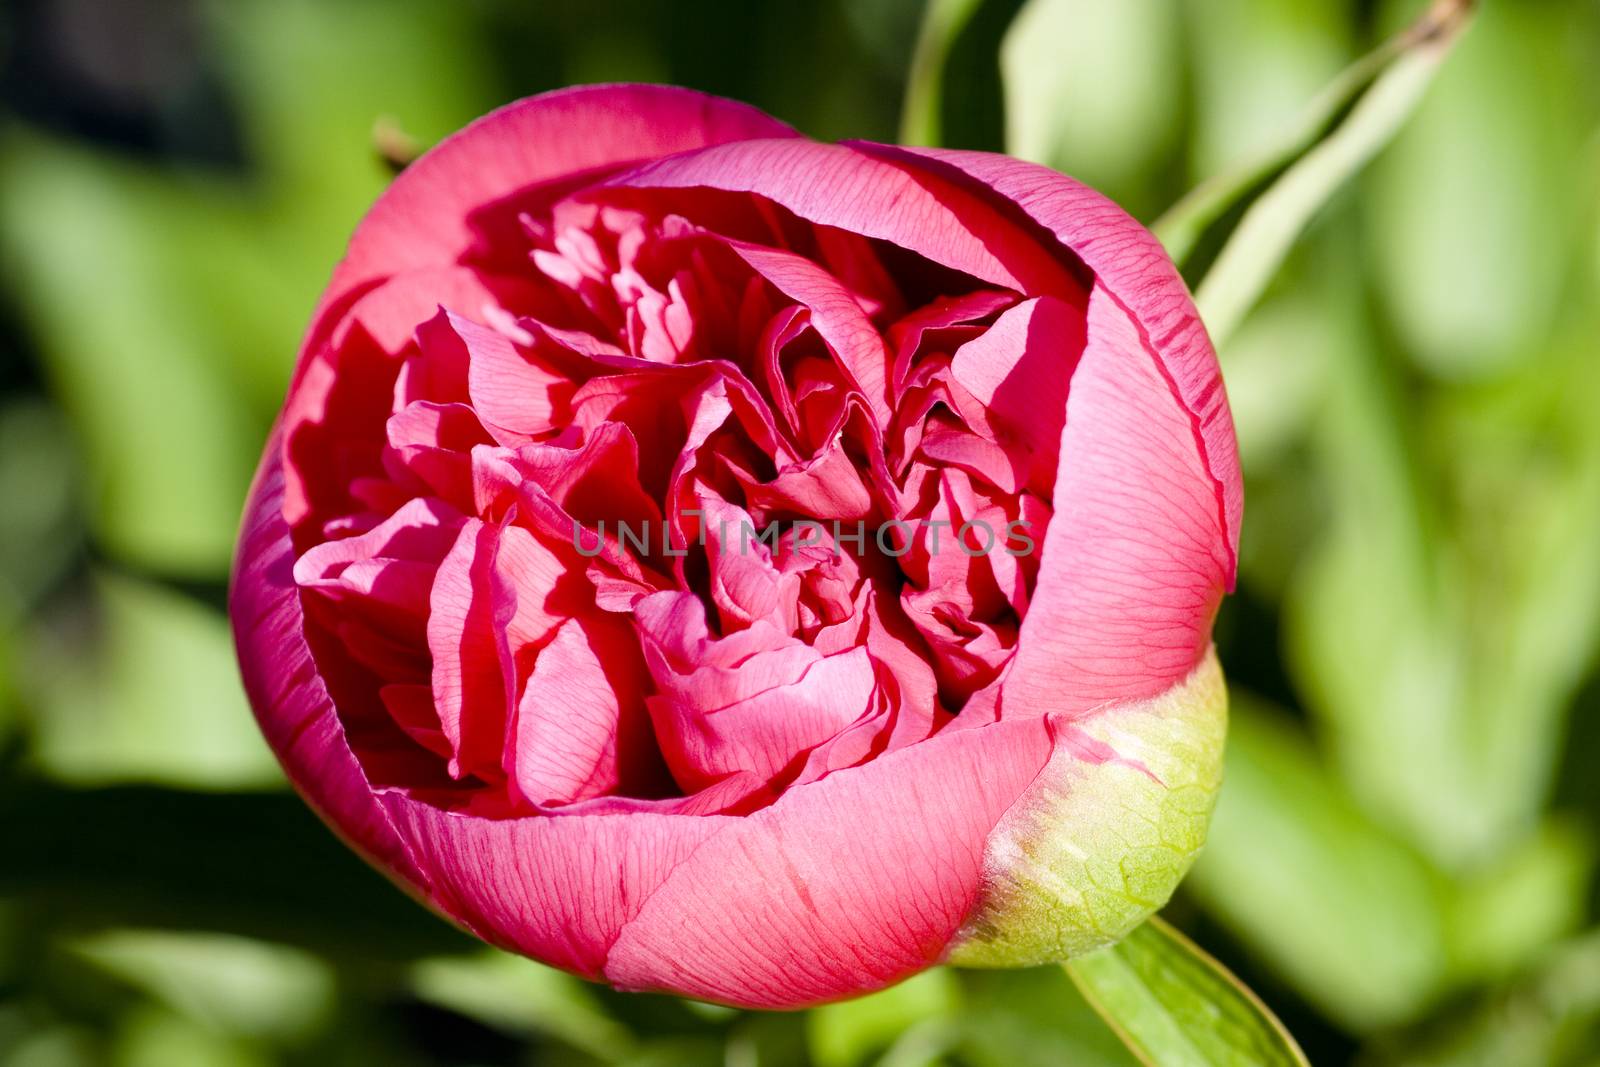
[384,401,493,508]
[331,266,542,357]
[601,712,1055,1007]
[230,437,435,893]
[425,518,578,785]
[873,145,1241,576]
[426,519,509,782]
[634,592,817,708]
[606,139,1085,298]
[446,312,575,444]
[699,496,798,632]
[736,431,879,522]
[648,646,878,792]
[916,422,1022,495]
[508,614,653,806]
[489,523,585,650]
[473,427,667,591]
[948,296,1084,494]
[281,330,402,529]
[294,496,465,659]
[377,790,735,979]
[380,683,453,761]
[723,240,893,427]
[1002,287,1232,714]
[294,496,463,591]
[307,85,799,351]
[857,591,943,726]
[888,289,1016,396]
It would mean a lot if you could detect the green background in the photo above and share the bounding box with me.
[2,0,1599,1063]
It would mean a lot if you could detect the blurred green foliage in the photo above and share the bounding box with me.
[2,0,1599,1063]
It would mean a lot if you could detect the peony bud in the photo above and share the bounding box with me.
[232,84,1240,1009]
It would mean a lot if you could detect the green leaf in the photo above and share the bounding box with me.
[112,1007,267,1067]
[0,140,266,577]
[901,0,987,145]
[1064,917,1308,1067]
[411,950,636,1060]
[1154,6,1397,266]
[1154,0,1474,344]
[1448,822,1594,985]
[1288,275,1600,866]
[0,401,80,620]
[1210,283,1337,476]
[952,968,1139,1067]
[1364,0,1597,378]
[0,784,472,962]
[807,968,957,1067]
[1186,692,1452,1030]
[20,572,281,789]
[724,1013,812,1067]
[900,0,1020,150]
[1394,928,1600,1067]
[68,929,334,1042]
[1181,0,1354,188]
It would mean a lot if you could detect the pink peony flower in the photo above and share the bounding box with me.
[231,84,1241,1009]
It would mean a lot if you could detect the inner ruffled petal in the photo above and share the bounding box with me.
[287,153,1091,817]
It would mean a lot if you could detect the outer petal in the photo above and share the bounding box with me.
[316,85,799,331]
[1003,287,1233,713]
[229,435,434,895]
[853,146,1241,710]
[377,789,735,980]
[601,710,1056,1006]
[605,139,1087,299]
[330,265,539,357]
[289,85,802,412]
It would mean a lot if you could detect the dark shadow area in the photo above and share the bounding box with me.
[0,781,474,961]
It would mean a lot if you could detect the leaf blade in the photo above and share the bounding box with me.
[1065,917,1309,1067]
[1153,0,1475,345]
[900,0,987,146]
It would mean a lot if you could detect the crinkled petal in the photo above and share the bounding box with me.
[870,145,1241,575]
[724,240,893,426]
[648,646,878,791]
[427,519,509,781]
[948,296,1083,495]
[509,614,654,806]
